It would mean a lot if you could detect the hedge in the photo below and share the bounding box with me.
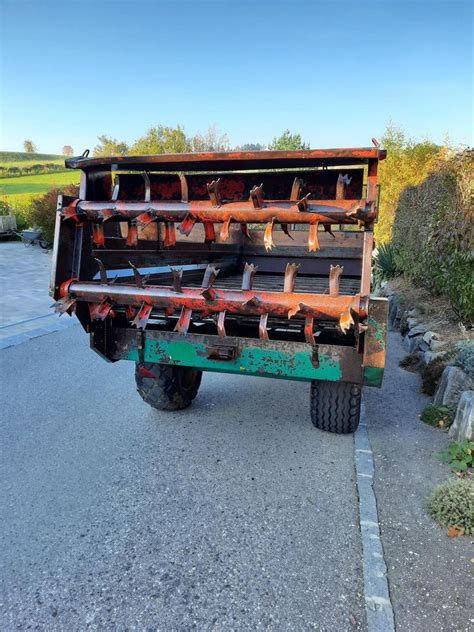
[391,151,473,325]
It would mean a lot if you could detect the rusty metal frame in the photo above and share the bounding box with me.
[65,147,387,171]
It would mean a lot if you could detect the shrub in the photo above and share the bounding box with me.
[438,439,474,473]
[399,352,420,372]
[0,198,13,216]
[373,242,399,284]
[420,404,454,428]
[0,197,32,231]
[425,478,474,535]
[29,184,79,243]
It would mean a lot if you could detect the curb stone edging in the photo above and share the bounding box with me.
[0,315,78,350]
[355,404,395,632]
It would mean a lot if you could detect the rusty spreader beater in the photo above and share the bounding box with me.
[51,145,388,433]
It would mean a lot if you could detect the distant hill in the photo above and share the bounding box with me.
[0,151,63,163]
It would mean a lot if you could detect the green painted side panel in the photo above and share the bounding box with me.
[363,366,385,387]
[367,315,386,349]
[126,339,343,382]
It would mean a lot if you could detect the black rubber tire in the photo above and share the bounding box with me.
[310,381,361,434]
[135,363,202,411]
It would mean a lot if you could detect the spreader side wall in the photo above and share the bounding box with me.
[99,329,364,384]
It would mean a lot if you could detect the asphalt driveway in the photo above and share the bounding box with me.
[0,326,366,630]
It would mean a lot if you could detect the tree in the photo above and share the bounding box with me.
[23,139,37,153]
[93,135,129,156]
[375,123,450,244]
[269,130,309,151]
[130,125,190,155]
[234,143,265,151]
[62,145,74,156]
[191,125,230,152]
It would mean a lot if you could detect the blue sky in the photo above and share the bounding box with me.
[1,0,472,153]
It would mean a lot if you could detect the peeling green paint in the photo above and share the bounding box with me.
[126,339,344,382]
[368,315,386,348]
[363,366,384,387]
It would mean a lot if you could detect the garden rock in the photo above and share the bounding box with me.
[408,324,427,337]
[434,366,473,409]
[407,317,421,330]
[418,339,430,353]
[403,333,423,353]
[448,391,474,442]
[422,331,439,346]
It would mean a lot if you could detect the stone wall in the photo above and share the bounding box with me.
[386,286,473,441]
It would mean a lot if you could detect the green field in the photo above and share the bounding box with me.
[0,171,80,197]
[0,151,81,230]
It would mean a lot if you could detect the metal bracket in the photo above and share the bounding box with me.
[206,344,238,361]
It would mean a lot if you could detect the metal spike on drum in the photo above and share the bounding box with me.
[94,257,108,284]
[339,307,354,334]
[132,301,153,329]
[179,214,196,236]
[220,215,232,242]
[171,268,183,293]
[250,184,264,209]
[164,222,176,247]
[201,264,220,300]
[284,262,300,293]
[329,265,344,296]
[129,261,145,288]
[90,298,114,321]
[290,177,303,201]
[207,179,222,207]
[308,222,320,252]
[264,218,275,252]
[240,223,252,241]
[204,222,216,243]
[281,223,294,240]
[304,316,316,345]
[52,296,76,316]
[175,307,192,334]
[242,262,258,291]
[217,311,226,337]
[259,313,269,340]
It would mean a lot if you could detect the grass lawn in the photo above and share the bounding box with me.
[0,171,80,196]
